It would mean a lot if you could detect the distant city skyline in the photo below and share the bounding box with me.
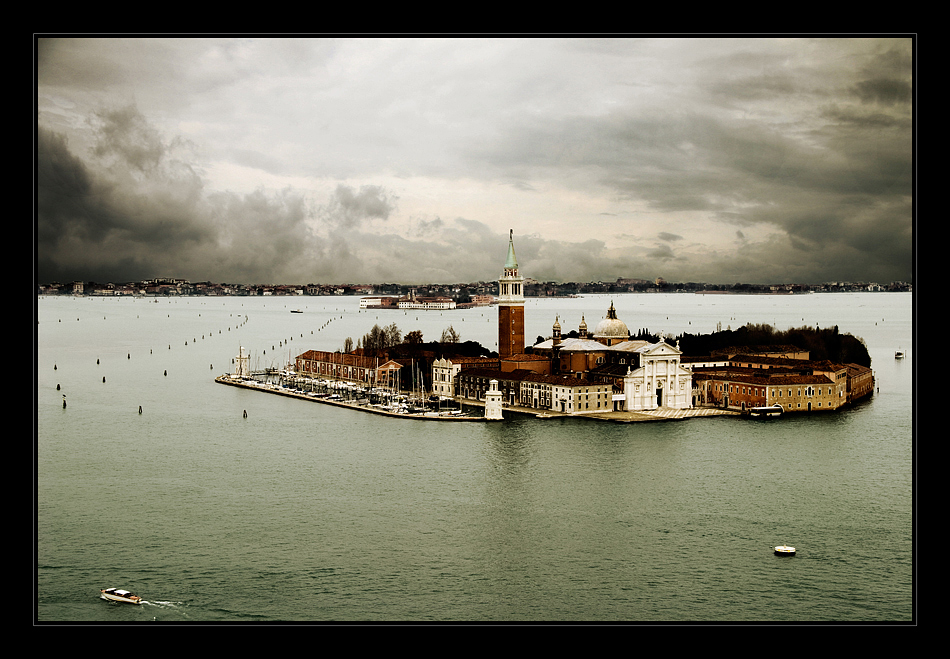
[37,37,914,286]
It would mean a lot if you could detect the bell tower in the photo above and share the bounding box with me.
[498,229,525,359]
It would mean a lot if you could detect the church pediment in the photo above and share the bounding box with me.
[643,341,681,357]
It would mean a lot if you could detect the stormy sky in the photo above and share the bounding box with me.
[36,37,914,286]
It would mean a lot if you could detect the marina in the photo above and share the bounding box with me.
[215,372,489,421]
[215,371,742,423]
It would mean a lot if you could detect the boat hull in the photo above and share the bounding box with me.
[773,546,796,557]
[100,589,142,604]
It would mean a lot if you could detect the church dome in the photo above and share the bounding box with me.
[593,302,629,343]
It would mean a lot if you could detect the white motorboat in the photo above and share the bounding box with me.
[100,587,143,604]
[773,545,796,557]
[750,404,783,417]
[895,348,904,359]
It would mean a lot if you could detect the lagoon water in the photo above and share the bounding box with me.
[36,292,913,622]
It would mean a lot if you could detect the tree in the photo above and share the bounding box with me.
[384,322,402,347]
[362,324,384,355]
[360,322,405,357]
[404,330,424,344]
[441,325,461,343]
[343,337,354,353]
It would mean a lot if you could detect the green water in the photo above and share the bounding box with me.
[36,293,913,622]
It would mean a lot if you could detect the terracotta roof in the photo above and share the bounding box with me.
[502,353,550,362]
[713,344,807,358]
[694,370,833,386]
[458,368,602,388]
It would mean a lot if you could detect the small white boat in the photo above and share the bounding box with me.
[895,348,904,359]
[774,545,796,557]
[100,587,143,604]
[750,404,783,417]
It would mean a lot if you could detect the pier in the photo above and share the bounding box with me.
[215,373,491,421]
[218,371,741,424]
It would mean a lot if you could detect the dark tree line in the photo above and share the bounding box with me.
[674,323,871,367]
[357,322,403,356]
[349,323,490,359]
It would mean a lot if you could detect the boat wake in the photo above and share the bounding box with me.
[142,599,191,618]
[143,600,183,609]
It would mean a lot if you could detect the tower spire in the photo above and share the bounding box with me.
[505,228,518,270]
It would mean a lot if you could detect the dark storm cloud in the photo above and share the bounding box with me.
[34,109,508,285]
[853,78,912,106]
[92,105,167,172]
[851,46,913,107]
[36,112,318,284]
[37,128,98,246]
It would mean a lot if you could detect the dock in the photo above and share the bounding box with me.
[216,373,742,424]
[215,374,491,421]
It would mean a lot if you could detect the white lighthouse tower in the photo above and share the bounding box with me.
[484,379,504,420]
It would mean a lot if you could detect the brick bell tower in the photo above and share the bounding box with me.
[498,229,525,358]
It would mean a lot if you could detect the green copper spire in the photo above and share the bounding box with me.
[505,229,518,270]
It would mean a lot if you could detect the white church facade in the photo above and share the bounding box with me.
[621,340,693,411]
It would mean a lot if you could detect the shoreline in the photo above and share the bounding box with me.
[217,374,743,423]
[215,375,492,421]
[464,399,743,423]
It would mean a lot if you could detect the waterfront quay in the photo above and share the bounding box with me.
[469,398,742,423]
[214,373,490,421]
[218,371,740,423]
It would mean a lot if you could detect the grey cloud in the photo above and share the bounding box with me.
[410,217,445,238]
[466,47,911,283]
[37,38,913,286]
[646,244,676,261]
[320,184,396,229]
[36,120,316,284]
[92,105,167,172]
[853,78,912,106]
